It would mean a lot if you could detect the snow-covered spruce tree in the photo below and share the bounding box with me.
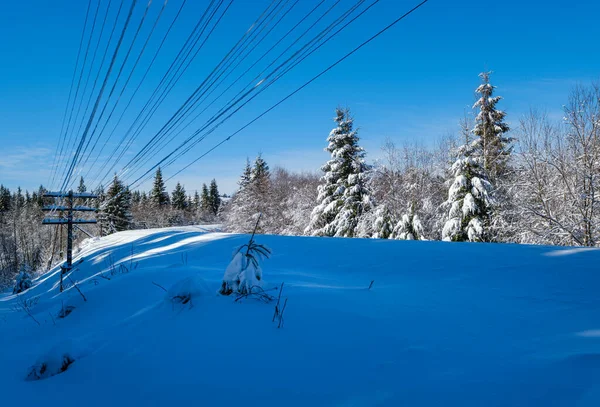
[442,139,495,242]
[238,158,252,190]
[372,204,394,239]
[150,167,169,207]
[306,108,373,237]
[100,175,132,234]
[171,182,187,210]
[225,155,272,233]
[473,72,512,182]
[392,209,425,240]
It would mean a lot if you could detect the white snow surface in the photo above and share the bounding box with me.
[2,225,600,406]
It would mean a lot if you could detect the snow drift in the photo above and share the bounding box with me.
[1,225,600,406]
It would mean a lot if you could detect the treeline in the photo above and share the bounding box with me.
[3,72,599,288]
[224,73,600,247]
[0,171,226,287]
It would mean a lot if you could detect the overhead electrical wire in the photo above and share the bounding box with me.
[68,0,173,190]
[88,0,230,188]
[51,0,428,213]
[117,0,299,178]
[162,0,430,183]
[53,0,128,194]
[121,0,371,186]
[58,0,140,194]
[55,0,104,189]
[81,0,190,186]
[48,0,94,191]
[92,0,283,189]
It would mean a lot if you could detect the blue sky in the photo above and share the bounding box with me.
[0,0,599,195]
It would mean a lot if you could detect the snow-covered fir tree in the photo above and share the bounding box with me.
[171,183,187,210]
[473,71,512,182]
[151,167,169,207]
[306,108,373,237]
[100,175,132,234]
[442,139,495,242]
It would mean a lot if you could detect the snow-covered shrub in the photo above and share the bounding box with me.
[166,275,210,307]
[26,342,76,381]
[13,265,33,294]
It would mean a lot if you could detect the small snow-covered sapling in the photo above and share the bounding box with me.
[219,213,271,296]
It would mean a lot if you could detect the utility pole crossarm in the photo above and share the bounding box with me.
[43,192,98,198]
[42,190,99,292]
[43,205,97,212]
[42,219,98,225]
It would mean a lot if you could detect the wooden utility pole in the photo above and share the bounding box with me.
[42,191,98,292]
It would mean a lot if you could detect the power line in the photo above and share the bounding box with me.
[116,0,348,184]
[95,0,281,189]
[83,0,191,186]
[121,0,298,176]
[89,0,230,188]
[164,0,430,182]
[56,0,105,189]
[96,0,428,212]
[48,0,94,191]
[54,0,128,194]
[124,0,371,185]
[58,0,140,194]
[69,0,172,190]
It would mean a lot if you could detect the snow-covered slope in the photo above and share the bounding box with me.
[1,226,600,406]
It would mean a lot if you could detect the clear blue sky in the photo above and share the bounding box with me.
[0,0,599,195]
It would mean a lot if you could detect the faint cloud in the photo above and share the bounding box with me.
[0,146,51,168]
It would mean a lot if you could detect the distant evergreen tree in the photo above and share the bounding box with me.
[238,158,252,190]
[306,108,373,237]
[131,190,142,204]
[472,71,512,182]
[77,176,87,193]
[94,185,105,210]
[172,182,187,210]
[100,175,132,234]
[193,191,201,210]
[151,167,169,206]
[0,185,10,212]
[14,187,25,209]
[209,179,221,215]
[251,154,270,183]
[200,183,211,213]
[36,185,47,207]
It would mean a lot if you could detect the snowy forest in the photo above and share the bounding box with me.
[1,72,599,287]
